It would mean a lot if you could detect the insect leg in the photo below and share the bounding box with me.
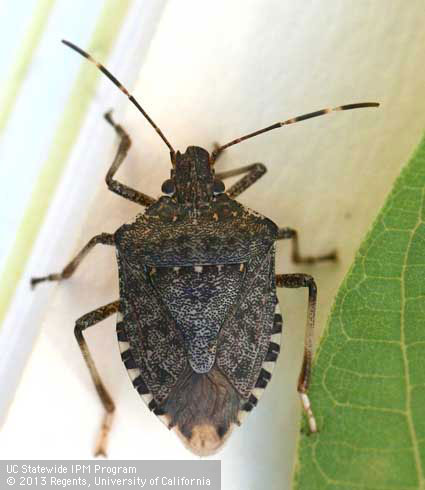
[104,111,156,207]
[74,300,119,457]
[277,227,337,263]
[216,162,266,199]
[30,233,114,288]
[276,273,317,433]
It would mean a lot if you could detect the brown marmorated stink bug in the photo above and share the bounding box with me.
[31,40,379,457]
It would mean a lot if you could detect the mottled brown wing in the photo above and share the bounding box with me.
[117,253,187,404]
[216,248,277,399]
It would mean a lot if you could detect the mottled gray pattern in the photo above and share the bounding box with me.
[115,195,265,267]
[150,264,245,373]
[114,166,278,409]
[116,258,187,403]
[217,248,277,399]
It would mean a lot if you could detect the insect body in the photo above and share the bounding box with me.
[116,146,279,455]
[31,40,379,456]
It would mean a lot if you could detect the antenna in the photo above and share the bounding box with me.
[211,102,379,162]
[62,40,175,156]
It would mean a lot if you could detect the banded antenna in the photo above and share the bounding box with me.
[62,40,175,156]
[211,102,379,162]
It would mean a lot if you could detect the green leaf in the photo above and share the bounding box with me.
[293,134,425,489]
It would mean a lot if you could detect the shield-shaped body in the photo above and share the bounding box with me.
[114,148,281,455]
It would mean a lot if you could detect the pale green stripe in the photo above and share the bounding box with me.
[0,0,132,327]
[0,0,56,134]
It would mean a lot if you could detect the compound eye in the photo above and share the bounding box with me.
[213,179,225,195]
[161,179,175,195]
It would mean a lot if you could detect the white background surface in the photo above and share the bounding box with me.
[2,1,425,489]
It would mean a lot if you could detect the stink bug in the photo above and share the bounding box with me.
[31,40,379,457]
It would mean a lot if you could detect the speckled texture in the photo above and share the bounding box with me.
[217,249,277,398]
[151,264,244,373]
[113,146,280,449]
